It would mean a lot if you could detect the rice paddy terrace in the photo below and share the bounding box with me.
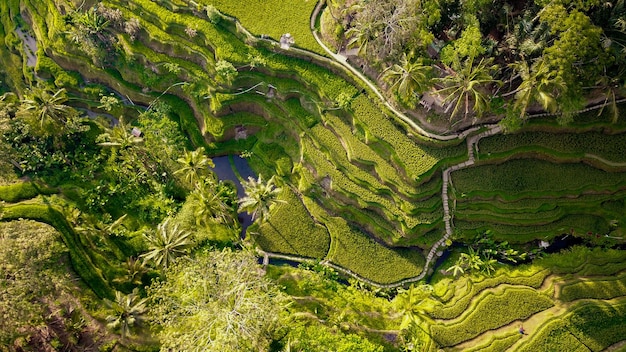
[1,0,626,350]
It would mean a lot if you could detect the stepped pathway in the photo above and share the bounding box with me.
[422,124,503,279]
[213,1,623,287]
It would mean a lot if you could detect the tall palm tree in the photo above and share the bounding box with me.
[105,288,147,338]
[190,178,234,227]
[509,58,565,118]
[382,54,433,107]
[238,174,285,223]
[97,116,144,149]
[140,217,193,269]
[436,56,501,120]
[346,16,379,56]
[18,87,74,128]
[174,147,214,187]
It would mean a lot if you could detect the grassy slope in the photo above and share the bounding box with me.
[201,0,322,54]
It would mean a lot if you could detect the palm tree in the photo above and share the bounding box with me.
[593,67,625,123]
[105,288,147,338]
[509,58,565,118]
[345,18,379,56]
[394,285,439,348]
[174,147,214,187]
[190,178,234,227]
[460,247,484,272]
[140,217,193,269]
[238,174,285,223]
[435,56,501,120]
[446,262,465,276]
[18,87,74,128]
[381,54,433,107]
[97,116,144,149]
[113,257,148,286]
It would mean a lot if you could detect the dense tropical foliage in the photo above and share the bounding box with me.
[0,0,625,350]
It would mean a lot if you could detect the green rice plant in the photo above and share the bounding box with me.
[465,331,521,352]
[478,131,626,163]
[452,159,626,199]
[323,113,417,195]
[537,246,626,276]
[1,203,114,299]
[303,133,437,233]
[218,111,268,131]
[559,272,626,302]
[454,214,609,243]
[199,0,323,54]
[325,217,425,284]
[351,95,466,180]
[429,267,549,319]
[284,97,319,128]
[456,192,622,213]
[430,287,554,347]
[255,187,331,258]
[517,300,626,352]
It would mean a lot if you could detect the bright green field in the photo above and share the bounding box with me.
[201,0,323,53]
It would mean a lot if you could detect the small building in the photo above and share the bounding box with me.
[420,89,452,113]
[131,127,143,137]
[279,33,295,50]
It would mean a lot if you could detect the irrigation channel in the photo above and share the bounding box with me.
[213,0,626,287]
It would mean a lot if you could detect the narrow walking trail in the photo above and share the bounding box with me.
[252,1,622,288]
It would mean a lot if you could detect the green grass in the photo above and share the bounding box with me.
[201,0,323,54]
[255,187,331,258]
[517,300,626,352]
[452,158,626,198]
[478,131,626,164]
[430,287,554,347]
[325,217,425,284]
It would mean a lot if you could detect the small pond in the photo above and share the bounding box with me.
[211,155,256,237]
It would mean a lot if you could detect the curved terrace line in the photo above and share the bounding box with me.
[208,2,625,287]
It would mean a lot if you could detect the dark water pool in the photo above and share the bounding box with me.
[211,155,256,237]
